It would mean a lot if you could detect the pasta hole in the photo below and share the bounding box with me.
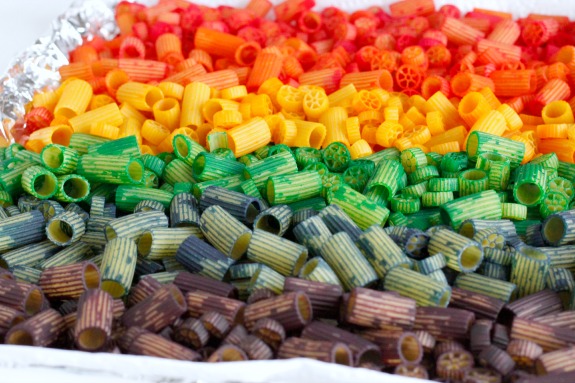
[41,146,64,169]
[6,329,33,346]
[292,249,308,276]
[543,216,565,244]
[246,201,262,224]
[52,126,72,146]
[168,284,186,308]
[466,133,479,157]
[521,246,550,261]
[439,289,451,307]
[127,160,144,183]
[56,107,77,119]
[266,181,275,204]
[300,258,318,277]
[33,174,57,197]
[333,345,352,366]
[105,226,117,240]
[101,280,125,299]
[461,169,486,181]
[63,177,90,200]
[202,100,224,123]
[256,215,281,234]
[516,183,542,205]
[230,231,252,260]
[192,155,206,177]
[77,328,107,351]
[47,219,72,244]
[82,263,100,289]
[174,136,189,158]
[400,334,422,364]
[138,232,153,256]
[145,88,164,110]
[460,245,482,270]
[459,93,482,115]
[24,288,43,316]
[220,346,245,361]
[308,124,326,149]
[296,293,312,323]
[154,98,177,112]
[458,221,475,238]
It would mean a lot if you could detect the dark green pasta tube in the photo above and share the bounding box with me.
[175,235,234,280]
[199,205,252,260]
[200,186,264,225]
[428,229,483,273]
[115,185,173,212]
[413,253,446,275]
[192,174,244,200]
[513,163,547,207]
[510,246,550,298]
[384,267,451,307]
[356,225,411,278]
[77,154,144,185]
[298,257,341,286]
[466,131,525,168]
[317,204,362,241]
[69,133,109,155]
[21,165,58,200]
[173,134,206,166]
[173,182,192,195]
[170,193,199,227]
[100,237,138,298]
[542,210,575,246]
[0,240,60,269]
[243,151,298,189]
[39,242,93,269]
[293,215,332,257]
[326,185,390,230]
[87,136,141,157]
[54,174,90,203]
[458,218,518,240]
[454,273,517,302]
[320,232,378,291]
[105,210,168,241]
[46,211,86,246]
[65,203,89,224]
[134,199,165,213]
[249,264,286,295]
[137,227,203,260]
[253,205,292,236]
[17,195,41,213]
[37,200,64,222]
[41,144,79,174]
[440,189,502,229]
[11,265,42,284]
[162,159,195,185]
[288,197,327,212]
[365,159,404,201]
[266,170,322,205]
[192,152,245,182]
[247,229,308,276]
[457,169,488,197]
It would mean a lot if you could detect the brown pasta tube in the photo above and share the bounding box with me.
[510,317,575,352]
[301,321,381,366]
[533,311,575,330]
[5,308,65,347]
[125,327,202,361]
[74,289,114,351]
[122,284,187,332]
[0,269,13,280]
[186,290,245,324]
[414,330,436,355]
[173,271,237,298]
[283,277,342,319]
[478,345,516,376]
[223,324,249,347]
[240,335,274,360]
[346,287,417,330]
[501,289,563,325]
[278,337,353,366]
[414,307,475,342]
[360,329,423,366]
[246,288,276,304]
[0,304,25,340]
[434,340,466,359]
[536,347,575,375]
[470,319,494,354]
[38,261,100,300]
[252,317,285,350]
[507,339,543,370]
[127,276,162,307]
[112,299,125,320]
[450,287,506,320]
[436,350,475,381]
[492,323,511,350]
[173,318,209,349]
[207,344,249,362]
[0,279,44,316]
[243,291,312,331]
[200,311,230,339]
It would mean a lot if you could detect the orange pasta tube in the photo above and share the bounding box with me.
[292,120,327,148]
[477,39,522,62]
[141,120,170,146]
[59,62,94,81]
[450,73,495,97]
[441,17,485,46]
[92,59,119,77]
[235,42,261,67]
[189,49,213,73]
[299,68,344,94]
[340,70,394,92]
[153,98,181,131]
[246,0,273,18]
[68,103,124,133]
[458,92,492,128]
[487,19,521,44]
[116,82,164,112]
[319,107,350,147]
[118,59,168,83]
[90,123,120,139]
[104,69,130,98]
[538,139,575,163]
[194,27,246,60]
[534,79,571,107]
[489,70,537,97]
[155,33,184,65]
[54,79,93,119]
[389,0,435,17]
[246,52,284,91]
[180,82,211,129]
[164,64,207,85]
[227,117,272,157]
[28,125,74,147]
[541,100,575,124]
[189,70,239,90]
[421,76,450,99]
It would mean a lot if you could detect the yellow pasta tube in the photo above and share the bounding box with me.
[180,82,211,129]
[458,92,492,127]
[293,120,327,149]
[272,119,297,146]
[319,107,350,148]
[158,82,185,100]
[542,100,575,124]
[153,98,181,131]
[346,117,361,145]
[141,120,170,146]
[157,127,198,153]
[28,125,74,147]
[90,123,120,139]
[33,91,58,113]
[468,110,507,138]
[54,79,93,119]
[68,103,124,134]
[326,83,357,107]
[119,118,143,145]
[119,103,147,126]
[426,91,464,129]
[497,104,523,132]
[90,94,115,111]
[227,117,271,157]
[349,139,373,159]
[221,85,248,101]
[202,99,240,124]
[116,82,164,112]
[213,110,243,129]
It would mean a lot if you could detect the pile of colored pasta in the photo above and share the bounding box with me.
[1,0,575,381]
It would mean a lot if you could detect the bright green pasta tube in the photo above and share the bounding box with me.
[21,165,58,199]
[454,273,517,302]
[249,265,285,295]
[138,227,203,260]
[142,170,159,188]
[105,210,169,241]
[14,150,41,165]
[440,189,502,229]
[365,159,404,201]
[39,242,93,269]
[192,174,244,200]
[115,185,173,212]
[298,257,341,286]
[558,160,575,181]
[356,225,412,278]
[0,160,33,196]
[0,240,59,269]
[46,211,86,246]
[40,144,80,175]
[68,133,109,155]
[457,169,488,197]
[100,237,137,298]
[199,205,252,260]
[513,163,547,207]
[466,131,525,168]
[476,153,511,192]
[400,147,428,174]
[192,152,245,182]
[53,174,90,203]
[243,151,298,189]
[428,229,483,273]
[253,205,292,237]
[240,179,264,199]
[88,136,141,157]
[362,147,400,165]
[141,154,165,177]
[163,159,195,185]
[206,130,228,151]
[266,170,322,205]
[390,195,421,214]
[173,134,206,166]
[247,229,308,277]
[199,186,264,225]
[86,183,117,204]
[288,197,327,212]
[421,191,454,207]
[292,215,332,257]
[77,154,144,185]
[320,232,378,291]
[510,246,550,298]
[384,267,452,307]
[326,185,390,230]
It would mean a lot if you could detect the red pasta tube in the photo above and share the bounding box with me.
[38,261,101,301]
[489,70,538,97]
[234,41,261,67]
[487,19,521,44]
[119,36,146,59]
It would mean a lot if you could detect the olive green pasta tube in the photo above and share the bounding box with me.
[162,159,195,185]
[46,211,86,246]
[327,185,390,230]
[249,265,286,295]
[11,265,42,284]
[170,193,200,227]
[105,210,168,241]
[138,227,203,260]
[133,200,165,213]
[356,225,412,278]
[54,174,90,203]
[41,144,79,175]
[243,151,298,189]
[298,257,342,286]
[39,242,94,269]
[510,246,550,298]
[384,267,452,307]
[320,232,378,291]
[454,273,517,302]
[253,205,292,236]
[247,229,308,276]
[199,205,252,260]
[317,204,363,241]
[87,136,141,157]
[115,185,173,212]
[542,210,575,246]
[100,237,138,298]
[266,170,322,205]
[200,186,265,225]
[77,155,144,185]
[428,229,484,273]
[0,240,60,269]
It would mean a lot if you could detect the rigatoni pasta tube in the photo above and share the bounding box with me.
[105,210,168,241]
[74,289,114,351]
[199,186,264,225]
[28,125,74,147]
[510,246,550,298]
[428,229,483,273]
[278,338,353,366]
[38,261,100,300]
[175,235,234,281]
[247,229,308,276]
[116,82,164,112]
[100,238,137,298]
[68,103,123,134]
[137,227,203,260]
[226,117,271,158]
[298,257,342,286]
[5,309,65,347]
[54,79,93,119]
[77,154,144,185]
[253,205,292,237]
[41,144,79,175]
[347,287,416,330]
[46,211,86,246]
[384,267,452,307]
[292,120,326,149]
[356,225,412,278]
[0,278,44,316]
[199,205,252,260]
[327,185,390,230]
[243,291,312,331]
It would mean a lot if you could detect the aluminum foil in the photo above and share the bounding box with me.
[0,0,117,144]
